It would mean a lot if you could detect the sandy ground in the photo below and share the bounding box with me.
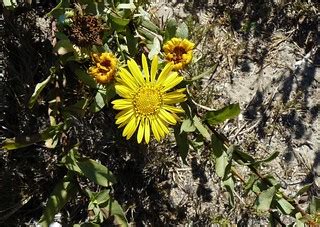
[150,0,320,224]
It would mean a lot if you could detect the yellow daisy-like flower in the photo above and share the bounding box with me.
[88,52,117,84]
[112,54,186,144]
[163,37,195,70]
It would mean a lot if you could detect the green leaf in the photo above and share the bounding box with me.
[253,151,279,167]
[141,19,159,33]
[126,26,138,57]
[117,2,136,10]
[205,103,240,125]
[63,99,89,118]
[174,126,189,163]
[79,0,105,15]
[211,134,224,157]
[244,174,258,194]
[180,118,196,133]
[264,175,280,187]
[39,173,77,226]
[3,0,17,8]
[73,67,97,89]
[233,148,255,165]
[137,27,157,42]
[295,212,305,227]
[54,39,74,55]
[95,190,111,205]
[190,63,218,81]
[294,183,313,198]
[176,22,188,39]
[74,223,100,227]
[256,186,276,212]
[193,116,211,141]
[223,176,235,207]
[109,12,130,28]
[93,91,107,112]
[148,37,161,60]
[28,75,52,108]
[215,150,229,178]
[90,85,116,112]
[309,196,320,214]
[164,18,177,42]
[46,0,70,18]
[1,124,63,150]
[55,32,69,40]
[100,198,128,227]
[211,135,230,178]
[61,147,82,174]
[277,198,295,215]
[77,159,117,186]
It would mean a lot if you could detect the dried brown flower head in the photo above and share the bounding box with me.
[68,15,105,47]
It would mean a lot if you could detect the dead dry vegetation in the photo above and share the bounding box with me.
[1,0,319,226]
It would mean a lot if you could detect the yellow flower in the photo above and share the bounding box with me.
[163,37,195,70]
[88,52,117,84]
[112,54,186,144]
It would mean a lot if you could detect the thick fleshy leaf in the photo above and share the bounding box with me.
[205,103,240,125]
[164,18,177,42]
[252,151,279,167]
[277,198,295,215]
[180,118,196,133]
[28,75,52,108]
[109,12,130,28]
[174,126,189,163]
[90,85,116,112]
[73,67,97,89]
[100,198,128,226]
[77,159,117,186]
[1,124,63,150]
[193,116,211,141]
[176,22,188,39]
[256,186,276,212]
[309,196,320,214]
[39,173,77,226]
[148,37,161,60]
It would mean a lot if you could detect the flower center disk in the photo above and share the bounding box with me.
[134,86,162,116]
[172,46,187,62]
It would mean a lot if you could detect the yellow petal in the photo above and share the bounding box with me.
[115,109,134,125]
[162,75,184,92]
[158,109,177,125]
[118,68,138,90]
[137,118,145,143]
[151,55,158,82]
[163,90,186,100]
[163,105,185,113]
[127,59,144,85]
[142,54,150,82]
[156,118,169,135]
[151,119,160,141]
[153,118,165,138]
[157,62,173,85]
[144,118,150,144]
[115,85,134,98]
[112,99,133,110]
[123,116,139,139]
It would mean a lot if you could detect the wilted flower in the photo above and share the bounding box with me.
[112,54,186,144]
[88,52,117,84]
[68,15,105,47]
[163,37,195,70]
